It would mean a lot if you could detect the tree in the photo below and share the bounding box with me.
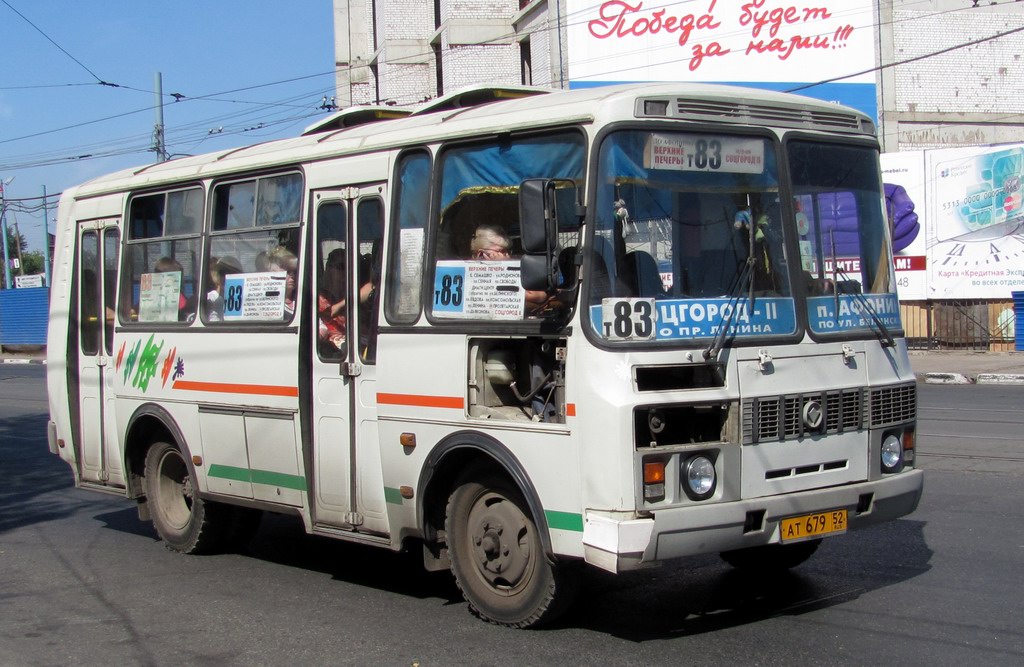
[2,224,32,288]
[21,250,44,276]
[4,225,28,255]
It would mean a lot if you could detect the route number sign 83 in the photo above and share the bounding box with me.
[601,298,656,340]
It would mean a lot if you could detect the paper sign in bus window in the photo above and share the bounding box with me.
[433,260,525,319]
[138,271,182,323]
[223,272,288,321]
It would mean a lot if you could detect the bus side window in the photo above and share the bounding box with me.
[205,173,304,325]
[385,150,430,325]
[123,189,203,325]
[315,200,347,360]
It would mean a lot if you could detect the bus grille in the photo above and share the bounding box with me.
[869,382,917,427]
[742,382,915,444]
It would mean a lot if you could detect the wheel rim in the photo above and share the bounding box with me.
[465,490,537,596]
[155,448,193,531]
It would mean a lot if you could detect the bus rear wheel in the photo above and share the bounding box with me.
[445,473,575,628]
[144,440,226,554]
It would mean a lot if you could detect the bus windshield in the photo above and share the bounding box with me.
[589,129,795,344]
[787,140,902,339]
[587,131,901,345]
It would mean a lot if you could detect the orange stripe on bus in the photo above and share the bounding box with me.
[172,380,299,398]
[566,403,576,417]
[377,392,464,409]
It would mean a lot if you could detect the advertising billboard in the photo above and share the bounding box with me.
[925,144,1024,299]
[880,151,927,300]
[566,0,879,120]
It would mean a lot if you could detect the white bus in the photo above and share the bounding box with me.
[47,83,923,628]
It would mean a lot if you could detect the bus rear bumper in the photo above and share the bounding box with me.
[582,468,923,573]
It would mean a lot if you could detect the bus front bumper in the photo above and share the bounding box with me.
[582,468,923,573]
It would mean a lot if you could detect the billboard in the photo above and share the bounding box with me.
[925,144,1024,299]
[880,151,927,300]
[566,0,879,119]
[882,143,1024,300]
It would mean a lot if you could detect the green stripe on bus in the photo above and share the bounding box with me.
[384,486,404,505]
[208,464,307,491]
[545,510,584,532]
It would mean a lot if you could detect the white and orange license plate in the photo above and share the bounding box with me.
[780,509,847,543]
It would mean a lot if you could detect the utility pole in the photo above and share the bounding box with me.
[1,179,11,289]
[10,212,25,276]
[153,71,167,162]
[42,185,51,286]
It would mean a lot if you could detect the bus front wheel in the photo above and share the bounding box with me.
[144,440,226,554]
[445,473,575,628]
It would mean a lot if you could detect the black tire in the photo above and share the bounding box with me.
[143,440,227,554]
[720,539,822,571]
[445,472,577,628]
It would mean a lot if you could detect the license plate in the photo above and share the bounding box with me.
[780,509,847,543]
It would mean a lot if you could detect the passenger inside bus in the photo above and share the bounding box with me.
[317,248,376,357]
[469,223,551,312]
[205,256,242,322]
[266,246,298,317]
[254,250,270,272]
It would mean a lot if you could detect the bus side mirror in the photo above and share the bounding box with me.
[519,179,581,292]
[519,179,553,254]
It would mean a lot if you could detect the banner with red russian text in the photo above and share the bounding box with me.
[566,0,878,120]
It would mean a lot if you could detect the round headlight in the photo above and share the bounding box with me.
[881,434,903,472]
[683,455,716,500]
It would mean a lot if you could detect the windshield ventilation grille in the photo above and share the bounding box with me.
[674,100,867,132]
[743,388,865,444]
[869,382,917,427]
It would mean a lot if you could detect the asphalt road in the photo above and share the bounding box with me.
[1,366,1022,666]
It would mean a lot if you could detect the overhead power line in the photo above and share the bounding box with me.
[788,22,1024,92]
[0,0,113,86]
[3,0,1023,172]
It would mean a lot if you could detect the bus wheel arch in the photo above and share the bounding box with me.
[124,404,191,503]
[419,432,578,627]
[418,432,554,562]
[124,404,230,554]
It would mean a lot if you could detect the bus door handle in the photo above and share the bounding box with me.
[342,361,362,378]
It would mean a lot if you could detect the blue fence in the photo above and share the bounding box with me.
[0,287,49,346]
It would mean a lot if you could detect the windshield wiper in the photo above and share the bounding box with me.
[829,229,895,348]
[704,208,757,361]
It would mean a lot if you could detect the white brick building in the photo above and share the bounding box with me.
[881,0,1024,150]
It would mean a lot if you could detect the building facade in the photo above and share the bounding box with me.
[335,0,1024,152]
[880,0,1024,151]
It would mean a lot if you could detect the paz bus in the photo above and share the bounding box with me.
[46,83,923,628]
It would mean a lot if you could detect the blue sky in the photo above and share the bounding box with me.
[0,1,337,253]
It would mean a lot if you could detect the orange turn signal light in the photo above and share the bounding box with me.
[644,461,666,485]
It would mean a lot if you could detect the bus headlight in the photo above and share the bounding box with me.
[881,434,904,473]
[683,455,716,500]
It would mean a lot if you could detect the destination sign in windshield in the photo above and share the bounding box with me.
[644,134,765,174]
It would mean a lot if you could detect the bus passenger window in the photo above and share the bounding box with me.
[385,150,430,326]
[123,188,203,324]
[205,173,304,324]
